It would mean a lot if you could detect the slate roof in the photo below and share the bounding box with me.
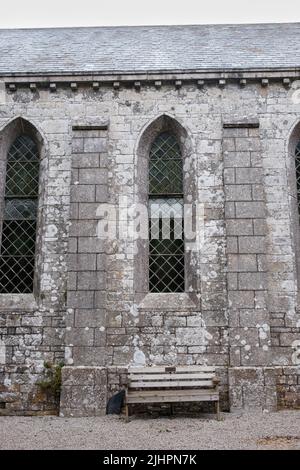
[0,23,299,76]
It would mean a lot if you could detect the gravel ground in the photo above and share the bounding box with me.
[0,410,300,450]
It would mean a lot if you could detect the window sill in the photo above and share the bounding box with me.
[138,292,198,311]
[0,293,38,311]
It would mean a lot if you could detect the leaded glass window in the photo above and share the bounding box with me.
[0,136,39,293]
[149,132,184,292]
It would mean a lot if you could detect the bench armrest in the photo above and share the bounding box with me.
[212,377,220,387]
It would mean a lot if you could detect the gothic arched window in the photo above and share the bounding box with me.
[148,132,185,292]
[0,135,39,293]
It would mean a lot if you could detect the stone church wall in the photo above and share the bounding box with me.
[0,76,299,415]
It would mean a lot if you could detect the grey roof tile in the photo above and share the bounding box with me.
[0,23,299,75]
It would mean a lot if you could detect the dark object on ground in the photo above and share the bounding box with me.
[106,390,125,414]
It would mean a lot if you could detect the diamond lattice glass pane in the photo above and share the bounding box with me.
[149,132,183,194]
[4,199,37,220]
[148,134,184,292]
[149,197,184,292]
[0,256,34,293]
[5,161,39,197]
[6,135,39,197]
[1,220,37,256]
[0,135,39,293]
[8,135,39,161]
[150,239,184,255]
[149,255,185,293]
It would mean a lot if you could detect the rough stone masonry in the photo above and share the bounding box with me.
[0,24,300,416]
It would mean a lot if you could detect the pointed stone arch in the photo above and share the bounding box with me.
[134,114,198,302]
[0,117,47,296]
[288,117,300,157]
[0,116,45,154]
[135,113,194,205]
[287,119,300,293]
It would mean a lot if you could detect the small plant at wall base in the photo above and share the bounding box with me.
[37,362,64,405]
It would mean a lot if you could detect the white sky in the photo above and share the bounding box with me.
[0,0,299,28]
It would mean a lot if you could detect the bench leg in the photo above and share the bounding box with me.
[125,403,129,423]
[215,401,221,421]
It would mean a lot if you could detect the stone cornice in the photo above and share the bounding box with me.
[1,69,300,92]
[1,68,300,82]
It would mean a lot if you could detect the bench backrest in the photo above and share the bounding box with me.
[128,366,217,389]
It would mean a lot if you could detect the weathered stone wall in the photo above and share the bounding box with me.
[222,121,277,409]
[0,78,299,415]
[277,366,300,408]
[66,123,109,368]
[0,108,70,413]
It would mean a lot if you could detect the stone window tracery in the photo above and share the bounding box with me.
[148,132,185,292]
[0,135,39,293]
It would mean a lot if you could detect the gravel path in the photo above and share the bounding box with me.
[0,410,300,450]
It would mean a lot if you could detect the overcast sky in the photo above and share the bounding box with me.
[0,0,299,28]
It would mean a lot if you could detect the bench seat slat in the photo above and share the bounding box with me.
[129,373,216,381]
[126,394,219,404]
[127,388,218,398]
[128,366,216,374]
[129,380,214,388]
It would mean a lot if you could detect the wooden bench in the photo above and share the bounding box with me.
[124,365,221,422]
